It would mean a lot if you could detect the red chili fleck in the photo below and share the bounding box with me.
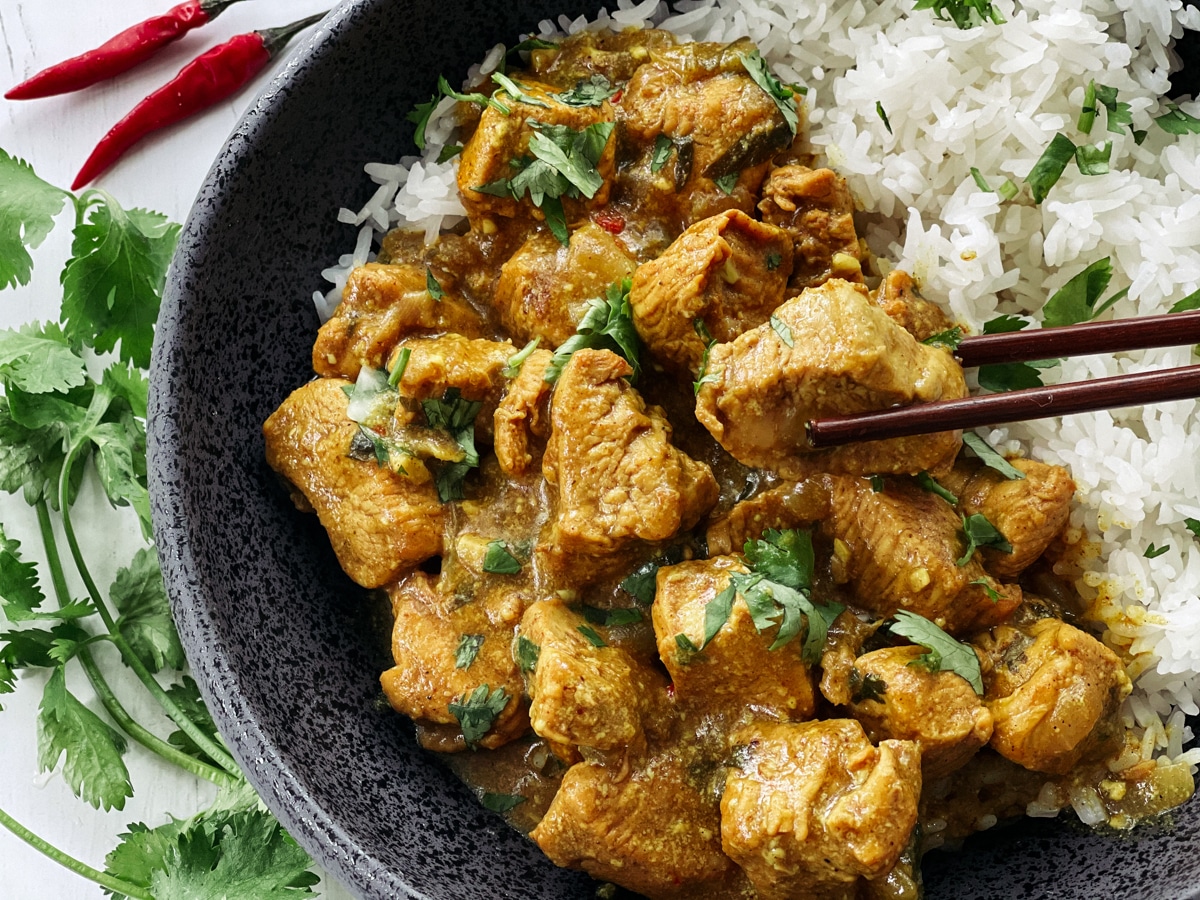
[665,682,676,699]
[6,0,244,101]
[593,209,626,235]
[71,12,325,190]
[611,88,624,104]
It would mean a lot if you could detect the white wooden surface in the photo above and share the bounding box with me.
[0,3,356,898]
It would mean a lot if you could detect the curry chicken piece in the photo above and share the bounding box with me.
[705,477,831,556]
[532,748,741,900]
[652,557,818,722]
[312,262,488,381]
[630,208,794,375]
[695,279,968,479]
[541,349,718,583]
[940,456,1076,578]
[871,269,954,342]
[757,165,864,294]
[617,39,794,234]
[456,78,617,223]
[822,475,1020,634]
[975,615,1131,775]
[529,28,678,87]
[492,221,637,347]
[847,645,994,780]
[493,347,555,477]
[721,719,922,900]
[262,378,443,588]
[519,597,668,754]
[380,571,527,752]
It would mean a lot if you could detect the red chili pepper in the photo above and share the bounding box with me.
[6,0,245,101]
[72,12,326,190]
[593,209,626,235]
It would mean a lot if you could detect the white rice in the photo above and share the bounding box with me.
[322,0,1200,764]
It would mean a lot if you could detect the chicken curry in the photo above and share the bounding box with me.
[263,28,1194,900]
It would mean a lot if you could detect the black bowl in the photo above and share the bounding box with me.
[147,1,1200,897]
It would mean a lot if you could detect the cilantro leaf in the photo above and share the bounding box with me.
[743,528,815,591]
[455,634,485,669]
[1186,518,1200,539]
[976,360,1049,392]
[480,792,526,813]
[406,94,439,150]
[112,547,185,674]
[1078,79,1099,134]
[0,324,88,394]
[1075,140,1112,176]
[527,121,615,200]
[738,50,800,135]
[769,314,794,348]
[889,609,984,693]
[436,144,464,164]
[1145,542,1169,559]
[916,471,958,504]
[1042,257,1119,327]
[0,394,73,506]
[425,268,444,300]
[1092,83,1132,135]
[582,605,643,627]
[961,432,1025,480]
[650,134,674,174]
[514,636,539,673]
[1169,287,1200,314]
[702,583,738,647]
[544,278,640,382]
[482,540,522,575]
[713,172,739,195]
[422,388,482,502]
[1,623,89,673]
[621,562,659,605]
[0,524,46,623]
[490,71,550,109]
[849,668,888,703]
[912,0,1005,28]
[163,676,224,765]
[957,512,1013,565]
[983,314,1030,334]
[1026,132,1076,204]
[870,474,885,492]
[1155,103,1200,135]
[149,810,317,900]
[60,195,179,369]
[38,666,132,811]
[876,101,893,134]
[922,326,963,351]
[0,150,70,290]
[970,576,1002,603]
[449,684,509,745]
[552,75,619,107]
[674,632,702,664]
[437,74,510,116]
[577,624,607,648]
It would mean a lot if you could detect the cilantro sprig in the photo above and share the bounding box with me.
[682,529,843,663]
[0,156,317,897]
[913,0,1005,29]
[889,610,984,693]
[544,278,641,383]
[738,50,800,136]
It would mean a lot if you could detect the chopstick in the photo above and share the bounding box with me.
[955,309,1200,367]
[806,310,1200,448]
[807,365,1200,447]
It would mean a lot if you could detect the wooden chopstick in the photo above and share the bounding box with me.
[956,309,1200,367]
[806,364,1200,448]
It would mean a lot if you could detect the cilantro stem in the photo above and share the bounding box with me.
[35,500,234,787]
[0,804,154,900]
[56,450,242,779]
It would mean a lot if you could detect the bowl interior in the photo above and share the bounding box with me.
[148,2,1200,898]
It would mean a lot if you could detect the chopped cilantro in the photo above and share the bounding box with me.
[438,74,510,116]
[1155,103,1200,135]
[957,512,1013,566]
[1075,140,1112,176]
[620,547,685,605]
[490,71,550,109]
[515,636,539,673]
[970,576,1002,602]
[869,475,885,492]
[436,143,463,164]
[1042,257,1126,328]
[425,268,445,301]
[423,388,482,502]
[576,624,607,648]
[455,634,485,669]
[582,606,643,627]
[406,94,438,150]
[961,432,1025,480]
[983,314,1030,334]
[482,540,522,575]
[738,50,800,135]
[977,360,1054,392]
[922,326,964,351]
[449,684,509,745]
[544,278,640,383]
[765,251,783,271]
[912,0,1005,28]
[889,610,984,693]
[650,134,674,174]
[1186,518,1200,540]
[702,583,738,647]
[849,667,888,703]
[674,632,702,664]
[916,471,958,505]
[713,172,739,194]
[387,346,411,388]
[1145,542,1170,559]
[1026,132,1076,204]
[503,336,540,378]
[480,792,526,813]
[1169,287,1200,314]
[876,101,893,134]
[505,37,558,64]
[769,315,794,348]
[693,319,720,395]
[553,75,619,107]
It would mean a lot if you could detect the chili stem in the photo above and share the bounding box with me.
[34,501,234,787]
[56,448,241,778]
[0,805,154,900]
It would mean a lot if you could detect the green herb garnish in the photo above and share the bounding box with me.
[922,326,963,351]
[438,74,510,116]
[1042,257,1127,328]
[503,336,540,379]
[425,268,445,300]
[849,667,888,703]
[449,684,509,745]
[713,172,739,194]
[1145,542,1170,559]
[876,101,893,134]
[769,314,794,348]
[455,634,485,669]
[480,792,526,813]
[1026,132,1077,204]
[916,471,958,505]
[490,71,550,109]
[961,432,1025,480]
[576,624,607,648]
[957,512,1013,566]
[388,346,411,388]
[482,540,522,575]
[1156,103,1200,135]
[515,636,539,673]
[423,388,482,502]
[889,610,984,693]
[912,0,1005,28]
[553,74,619,107]
[738,50,800,135]
[650,134,673,174]
[544,277,640,383]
